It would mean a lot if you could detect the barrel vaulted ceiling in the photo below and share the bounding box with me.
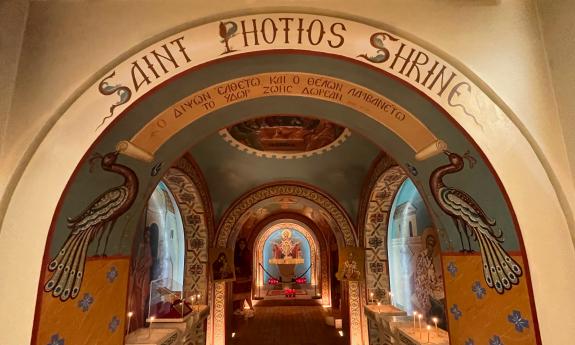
[189,126,381,223]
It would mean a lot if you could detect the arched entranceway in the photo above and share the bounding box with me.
[1,11,570,345]
[212,182,360,344]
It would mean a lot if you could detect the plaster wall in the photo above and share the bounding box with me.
[536,0,575,186]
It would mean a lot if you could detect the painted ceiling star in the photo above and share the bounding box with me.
[48,333,65,345]
[450,304,462,320]
[447,261,458,277]
[107,266,118,283]
[507,310,529,332]
[489,335,504,345]
[77,293,94,312]
[108,316,120,333]
[472,281,486,299]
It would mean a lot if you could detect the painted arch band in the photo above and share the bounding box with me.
[116,72,446,163]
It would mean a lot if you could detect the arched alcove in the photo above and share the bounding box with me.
[213,182,360,344]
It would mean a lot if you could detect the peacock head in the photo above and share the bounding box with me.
[89,151,119,171]
[102,151,119,166]
[443,150,463,166]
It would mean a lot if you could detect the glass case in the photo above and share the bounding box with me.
[148,278,191,319]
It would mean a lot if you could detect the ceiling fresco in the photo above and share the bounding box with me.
[192,128,379,222]
[221,115,350,159]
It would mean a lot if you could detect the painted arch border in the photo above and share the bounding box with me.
[0,10,572,345]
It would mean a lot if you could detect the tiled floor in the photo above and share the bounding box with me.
[230,300,348,345]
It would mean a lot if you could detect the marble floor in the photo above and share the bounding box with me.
[229,300,348,345]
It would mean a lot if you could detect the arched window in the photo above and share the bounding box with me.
[388,178,443,321]
[146,181,185,291]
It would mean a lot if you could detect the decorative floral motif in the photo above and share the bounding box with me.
[489,335,503,345]
[187,263,203,275]
[108,316,120,333]
[48,333,65,345]
[472,281,486,299]
[447,261,458,277]
[464,339,474,345]
[167,175,184,184]
[369,212,385,224]
[369,262,384,273]
[180,192,196,203]
[450,304,462,320]
[507,310,529,332]
[186,214,201,226]
[373,190,390,201]
[106,266,118,283]
[77,293,94,312]
[188,238,204,250]
[368,236,383,249]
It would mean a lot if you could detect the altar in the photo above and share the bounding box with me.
[269,257,305,282]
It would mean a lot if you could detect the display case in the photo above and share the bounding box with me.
[148,278,192,319]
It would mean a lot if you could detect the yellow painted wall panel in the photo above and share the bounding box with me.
[442,254,536,345]
[35,258,129,345]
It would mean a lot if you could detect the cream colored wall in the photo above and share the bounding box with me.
[536,0,575,192]
[3,0,574,237]
[1,0,574,344]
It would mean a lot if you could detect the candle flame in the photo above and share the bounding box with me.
[127,311,133,317]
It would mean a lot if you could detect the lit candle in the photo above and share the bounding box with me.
[197,293,201,304]
[413,311,417,330]
[148,316,155,338]
[418,314,422,339]
[376,301,381,312]
[126,311,133,336]
[427,325,431,343]
[370,292,374,304]
[432,317,438,335]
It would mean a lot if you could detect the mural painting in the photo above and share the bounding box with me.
[232,238,252,312]
[222,115,350,158]
[412,229,445,326]
[127,181,185,330]
[337,247,365,282]
[429,151,522,293]
[264,228,311,284]
[210,248,235,282]
[44,151,138,301]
